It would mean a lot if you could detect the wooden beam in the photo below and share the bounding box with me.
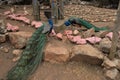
[109,1,120,60]
[32,0,40,21]
[58,0,64,20]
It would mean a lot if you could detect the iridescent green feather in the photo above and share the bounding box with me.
[7,25,47,80]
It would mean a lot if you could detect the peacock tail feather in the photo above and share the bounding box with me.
[65,17,109,32]
[7,25,47,80]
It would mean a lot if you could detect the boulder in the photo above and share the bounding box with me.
[0,34,6,43]
[8,31,32,49]
[99,38,111,53]
[44,40,71,63]
[102,57,117,69]
[12,49,22,56]
[71,44,104,65]
[83,28,95,38]
[0,47,9,53]
[105,68,119,80]
[103,57,120,70]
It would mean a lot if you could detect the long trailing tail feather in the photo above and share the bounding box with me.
[7,25,47,80]
[64,17,109,32]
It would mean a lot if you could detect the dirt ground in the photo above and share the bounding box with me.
[0,4,117,80]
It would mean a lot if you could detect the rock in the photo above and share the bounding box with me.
[106,32,113,40]
[71,44,104,65]
[113,58,120,70]
[64,30,73,35]
[44,40,71,63]
[31,21,43,28]
[117,50,120,58]
[8,31,32,49]
[99,38,111,53]
[0,47,9,53]
[102,57,116,69]
[117,40,120,49]
[56,33,63,40]
[105,68,119,80]
[95,31,109,38]
[68,35,87,45]
[85,37,102,44]
[62,36,69,43]
[4,11,11,15]
[12,56,20,62]
[0,20,7,34]
[73,30,79,35]
[83,28,95,38]
[12,49,22,56]
[0,34,6,43]
[3,47,9,53]
[6,23,19,32]
[103,57,120,70]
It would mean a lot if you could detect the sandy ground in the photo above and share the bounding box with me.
[0,4,117,80]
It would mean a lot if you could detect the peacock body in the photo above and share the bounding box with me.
[7,23,52,80]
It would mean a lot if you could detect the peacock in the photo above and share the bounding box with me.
[64,17,109,32]
[7,19,53,80]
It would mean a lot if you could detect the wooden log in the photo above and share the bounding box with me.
[109,1,120,60]
[32,0,40,21]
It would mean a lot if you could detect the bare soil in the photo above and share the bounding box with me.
[0,4,117,80]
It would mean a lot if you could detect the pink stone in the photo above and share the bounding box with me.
[68,35,86,45]
[6,23,19,32]
[31,21,43,28]
[67,35,74,40]
[64,30,73,35]
[16,16,30,24]
[56,33,63,39]
[85,37,102,44]
[76,38,86,45]
[4,11,11,15]
[7,14,16,20]
[15,13,27,16]
[7,14,30,24]
[106,32,113,40]
[71,36,81,42]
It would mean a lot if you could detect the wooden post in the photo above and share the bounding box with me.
[32,0,40,21]
[109,1,120,60]
[58,0,64,20]
[51,0,58,24]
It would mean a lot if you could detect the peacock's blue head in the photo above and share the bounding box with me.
[64,20,72,26]
[42,19,54,34]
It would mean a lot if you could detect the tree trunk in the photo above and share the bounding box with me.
[109,1,120,60]
[58,0,64,20]
[51,0,58,24]
[32,0,40,21]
